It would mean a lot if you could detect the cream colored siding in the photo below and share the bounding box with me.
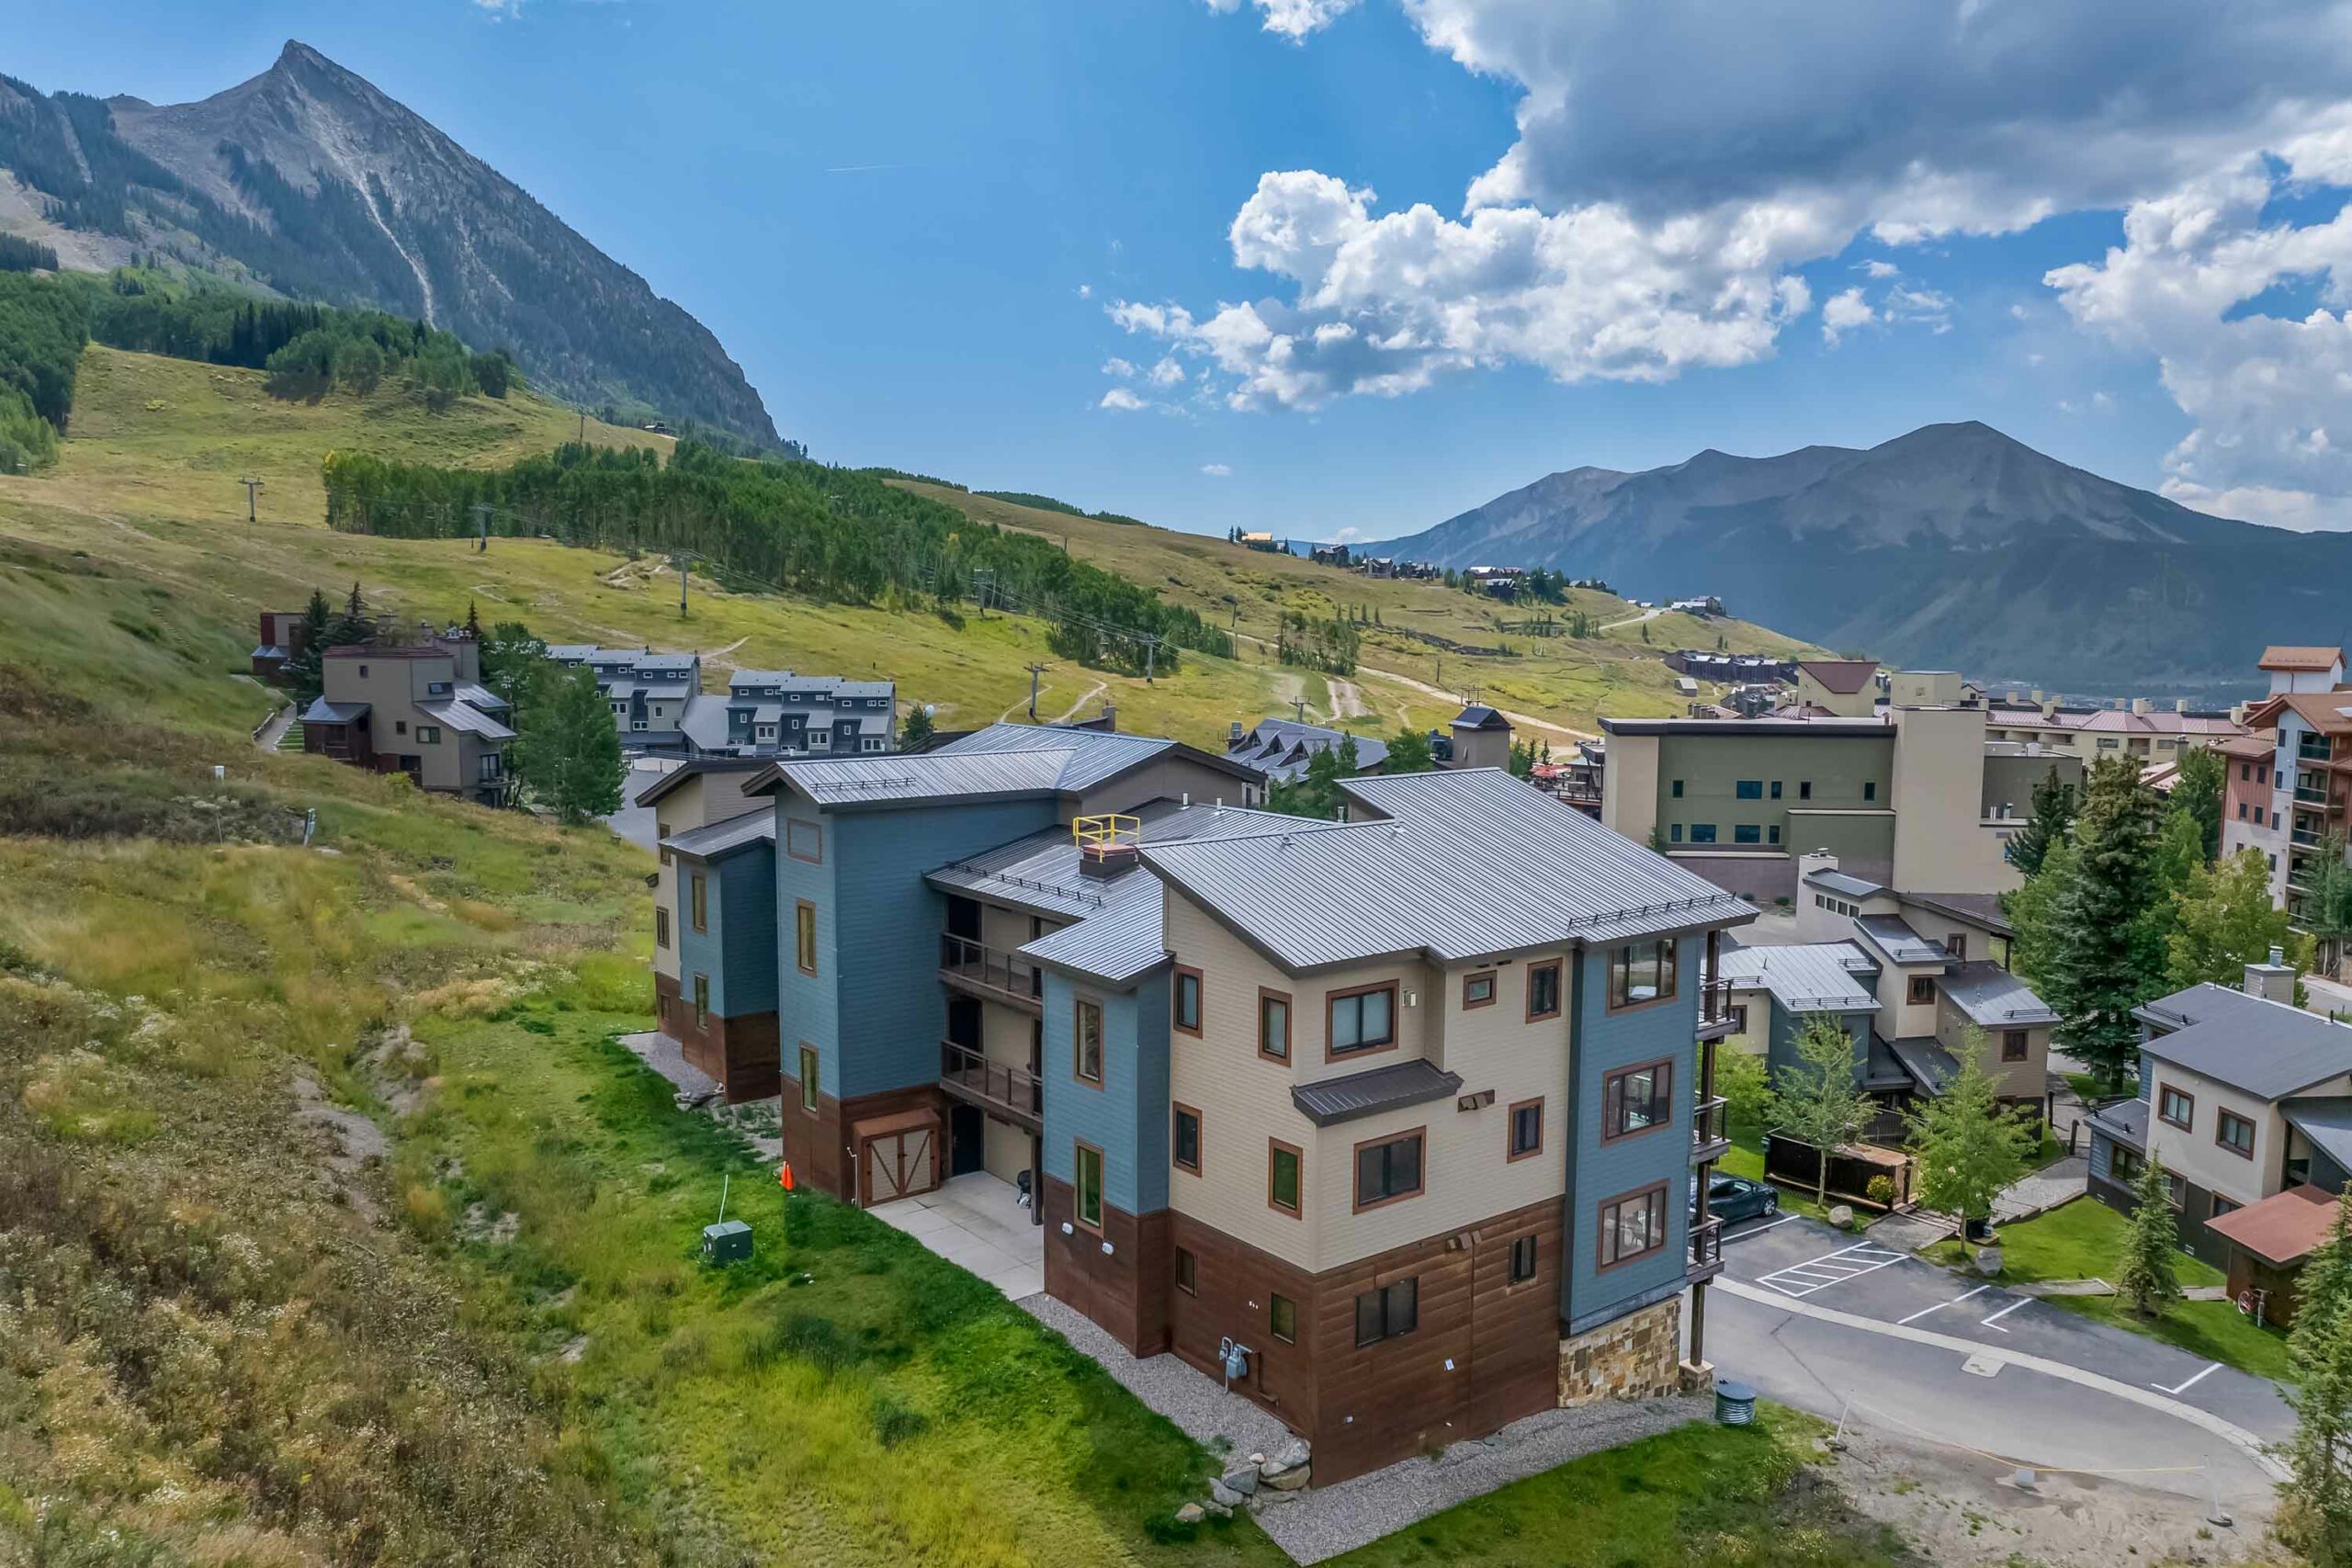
[2141,1061,2352,1205]
[1871,963,1942,1041]
[1932,998,2046,1102]
[1601,731,1660,845]
[1723,985,1770,1055]
[984,1118,1031,1183]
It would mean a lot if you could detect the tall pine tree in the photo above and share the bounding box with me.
[2283,1199,2352,1562]
[2041,757,2167,1088]
[2116,1155,2181,1316]
[2007,765,2077,877]
[2171,744,2226,863]
[513,663,623,826]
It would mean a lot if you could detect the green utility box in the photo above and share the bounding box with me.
[701,1219,752,1264]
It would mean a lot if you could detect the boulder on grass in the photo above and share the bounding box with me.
[1220,1468,1259,1496]
[1828,1204,1856,1230]
[1174,1504,1205,1525]
[1210,1480,1244,1508]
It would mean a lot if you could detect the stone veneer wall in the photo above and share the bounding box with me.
[1558,1296,1683,1406]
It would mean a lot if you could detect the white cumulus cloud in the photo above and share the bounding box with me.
[1202,463,1233,476]
[1099,387,1148,412]
[1204,0,1363,39]
[1148,357,1188,387]
[1821,288,1875,346]
[1102,356,1137,378]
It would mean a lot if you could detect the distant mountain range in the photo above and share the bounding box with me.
[0,41,777,445]
[1368,422,2352,701]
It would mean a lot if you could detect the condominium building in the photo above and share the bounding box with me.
[2240,648,2352,927]
[546,646,707,749]
[1226,716,1392,781]
[300,635,512,807]
[657,719,1748,1483]
[724,671,896,757]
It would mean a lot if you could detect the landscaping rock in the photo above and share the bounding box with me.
[1973,1243,2005,1278]
[1210,1480,1244,1508]
[1267,1437,1311,1471]
[1828,1204,1856,1230]
[1174,1504,1205,1525]
[1264,1465,1311,1492]
[1220,1469,1259,1497]
[1204,1500,1231,1518]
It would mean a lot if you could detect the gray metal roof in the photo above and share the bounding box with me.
[417,699,516,740]
[1938,961,2057,1028]
[2090,1095,2149,1151]
[1853,914,1950,968]
[767,749,1071,807]
[1804,868,1885,900]
[1884,1035,1961,1096]
[300,696,369,723]
[1453,705,1510,731]
[2137,984,2352,1100]
[1142,770,1750,974]
[453,682,507,711]
[1292,1058,1464,1127]
[1902,890,2014,938]
[1228,718,1390,783]
[663,808,776,861]
[679,693,734,752]
[1719,941,1881,1015]
[2285,1098,2352,1179]
[938,722,1260,791]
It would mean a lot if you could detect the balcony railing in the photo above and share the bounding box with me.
[939,932,1044,1010]
[1695,976,1736,1040]
[1691,1095,1730,1162]
[2295,784,2332,807]
[1688,1216,1724,1279]
[2295,829,2326,849]
[939,1040,1044,1130]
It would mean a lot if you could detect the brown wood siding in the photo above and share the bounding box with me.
[775,1080,947,1205]
[1167,1212,1322,1438]
[1040,1179,1170,1356]
[654,972,780,1102]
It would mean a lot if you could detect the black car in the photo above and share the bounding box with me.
[1694,1172,1779,1224]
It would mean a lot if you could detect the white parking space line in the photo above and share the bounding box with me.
[1722,1213,1804,1244]
[1755,1242,1910,1298]
[2154,1361,2223,1396]
[1980,1298,2030,1333]
[1896,1284,1991,1325]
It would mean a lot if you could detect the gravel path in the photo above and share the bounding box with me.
[1016,1293,1291,1458]
[1252,1395,1713,1565]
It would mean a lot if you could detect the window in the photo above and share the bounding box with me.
[1175,1247,1198,1295]
[2242,762,2253,782]
[2211,1194,2242,1218]
[655,908,670,948]
[798,1046,819,1112]
[1270,1293,1296,1343]
[691,974,708,1028]
[1863,782,1878,802]
[1259,988,1292,1062]
[1608,939,1678,1009]
[1354,1277,1419,1346]
[1768,824,1781,845]
[1508,1098,1544,1160]
[1328,983,1397,1056]
[1074,998,1104,1085]
[1670,779,1685,798]
[1906,975,1936,1005]
[394,719,407,736]
[1799,780,1813,800]
[417,725,442,744]
[1669,823,1684,843]
[1526,959,1563,1022]
[1689,823,1718,844]
[1463,970,1498,1010]
[2217,1109,2256,1158]
[2158,1085,2194,1130]
[1172,966,1204,1036]
[691,874,708,933]
[1728,1003,1749,1033]
[2110,1143,2144,1181]
[1945,933,1967,959]
[2238,802,2249,820]
[657,819,673,864]
[1268,1140,1303,1216]
[1509,1234,1538,1284]
[2001,1029,2028,1063]
[1598,1185,1670,1269]
[786,818,823,863]
[1770,780,1783,799]
[1354,1130,1425,1211]
[796,900,818,976]
[1734,824,1761,844]
[1735,780,1763,800]
[1602,1060,1673,1140]
[1172,1104,1202,1174]
[1074,1143,1104,1231]
[2166,1170,2188,1209]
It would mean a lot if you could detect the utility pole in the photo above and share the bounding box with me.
[1292,696,1308,724]
[677,554,689,618]
[239,477,264,523]
[1025,662,1047,720]
[471,501,492,553]
[1144,637,1156,685]
[578,407,586,445]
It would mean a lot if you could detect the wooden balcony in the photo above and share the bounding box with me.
[1690,1095,1730,1164]
[1687,1216,1725,1281]
[939,1041,1043,1133]
[939,932,1043,1014]
[1695,976,1737,1041]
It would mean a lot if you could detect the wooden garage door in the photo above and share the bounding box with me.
[862,1125,938,1205]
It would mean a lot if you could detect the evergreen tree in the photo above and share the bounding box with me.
[1772,1014,1870,1208]
[2171,744,2226,863]
[2040,756,2168,1089]
[284,587,334,705]
[513,663,623,826]
[2282,1201,2352,1565]
[1384,728,1434,774]
[2116,1155,2181,1316]
[1902,1030,2035,1234]
[900,705,934,750]
[2007,765,2077,877]
[2303,834,2352,980]
[327,581,374,648]
[478,621,548,715]
[464,597,483,641]
[2166,848,2302,990]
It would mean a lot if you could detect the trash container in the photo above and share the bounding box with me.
[1715,1380,1757,1427]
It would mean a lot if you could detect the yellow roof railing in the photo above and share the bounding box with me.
[1073,813,1142,852]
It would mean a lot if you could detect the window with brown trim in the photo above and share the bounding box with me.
[1074,1142,1104,1231]
[1327,981,1398,1057]
[1598,1184,1670,1269]
[798,1045,819,1113]
[1509,1234,1538,1284]
[1353,1128,1425,1212]
[786,818,823,863]
[691,974,709,1028]
[657,820,673,865]
[1526,958,1563,1021]
[1175,1247,1197,1294]
[1074,998,1104,1085]
[1602,1059,1674,1142]
[1172,966,1204,1037]
[1270,1293,1296,1344]
[690,874,708,933]
[1906,974,1937,1006]
[2217,1108,2256,1158]
[795,900,818,976]
[1463,970,1498,1010]
[1353,1277,1418,1347]
[2001,1029,2029,1063]
[1259,988,1292,1062]
[655,907,671,949]
[1607,939,1678,1010]
[1172,1103,1202,1174]
[2158,1084,2194,1131]
[1268,1139,1302,1216]
[1508,1098,1544,1160]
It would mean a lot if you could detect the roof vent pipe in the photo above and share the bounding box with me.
[1182,792,1191,808]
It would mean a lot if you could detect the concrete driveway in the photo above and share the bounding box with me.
[1709,1214,2291,1520]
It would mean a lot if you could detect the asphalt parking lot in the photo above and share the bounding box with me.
[1708,1213,2292,1516]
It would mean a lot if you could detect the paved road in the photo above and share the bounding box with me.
[1709,1214,2290,1517]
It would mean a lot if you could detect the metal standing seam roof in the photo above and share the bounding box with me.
[765,748,1074,806]
[1901,891,2014,937]
[935,722,1261,792]
[1937,961,2057,1028]
[1718,942,1881,1014]
[1292,1059,1464,1126]
[416,699,516,740]
[1883,1035,1962,1096]
[300,696,369,723]
[2283,1098,2352,1181]
[662,808,777,861]
[2088,1095,2149,1150]
[1228,718,1391,782]
[1138,770,1751,974]
[1852,914,1950,968]
[1804,868,1885,900]
[2136,984,2352,1100]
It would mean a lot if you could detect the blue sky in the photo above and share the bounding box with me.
[15,1,2352,537]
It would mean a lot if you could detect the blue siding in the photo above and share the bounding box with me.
[1565,935,1700,1330]
[1041,971,1170,1216]
[675,842,777,1019]
[2087,1127,2114,1186]
[775,812,841,1094]
[827,800,1059,1100]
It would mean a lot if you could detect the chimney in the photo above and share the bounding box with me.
[2244,944,2298,1004]
[2132,697,2152,716]
[2176,698,2188,714]
[1229,720,1245,745]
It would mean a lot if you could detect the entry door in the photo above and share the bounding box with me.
[865,1127,938,1204]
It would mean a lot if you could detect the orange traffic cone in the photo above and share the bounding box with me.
[777,1159,796,1192]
